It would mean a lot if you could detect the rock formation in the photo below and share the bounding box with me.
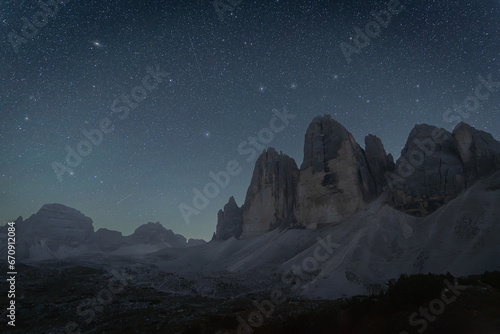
[91,228,124,252]
[0,204,205,260]
[5,204,94,259]
[214,116,500,240]
[387,124,465,215]
[25,203,95,240]
[389,122,500,216]
[452,122,500,184]
[214,196,243,240]
[364,134,395,195]
[295,115,390,228]
[241,148,300,238]
[187,238,206,247]
[128,221,188,248]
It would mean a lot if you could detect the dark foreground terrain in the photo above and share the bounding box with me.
[1,261,499,334]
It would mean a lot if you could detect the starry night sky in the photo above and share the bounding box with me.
[1,0,499,240]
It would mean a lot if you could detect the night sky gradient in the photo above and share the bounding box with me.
[1,0,499,240]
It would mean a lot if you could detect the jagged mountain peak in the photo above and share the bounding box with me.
[241,147,300,237]
[301,114,355,172]
[2,205,205,260]
[226,195,238,207]
[215,197,243,241]
[257,147,297,164]
[215,115,500,240]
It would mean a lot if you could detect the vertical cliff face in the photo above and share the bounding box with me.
[301,115,354,172]
[364,134,395,195]
[213,116,500,240]
[452,122,500,184]
[295,115,390,228]
[389,124,465,215]
[389,122,500,216]
[214,196,243,241]
[241,148,299,238]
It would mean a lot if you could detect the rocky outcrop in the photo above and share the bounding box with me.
[241,148,300,238]
[187,238,206,247]
[215,196,243,240]
[214,116,395,238]
[129,222,187,248]
[1,204,205,260]
[295,115,387,228]
[364,134,395,195]
[301,115,365,172]
[388,122,500,216]
[25,203,95,240]
[214,116,500,239]
[8,204,95,259]
[387,124,464,215]
[214,148,301,240]
[128,222,206,247]
[453,122,500,185]
[91,228,124,252]
[23,203,94,249]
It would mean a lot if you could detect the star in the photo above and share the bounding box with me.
[0,0,497,244]
[92,41,104,48]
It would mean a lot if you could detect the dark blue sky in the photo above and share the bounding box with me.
[1,0,499,240]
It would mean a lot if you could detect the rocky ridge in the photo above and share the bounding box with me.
[215,116,500,239]
[0,203,205,260]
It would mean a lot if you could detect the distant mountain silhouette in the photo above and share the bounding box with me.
[0,204,205,261]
